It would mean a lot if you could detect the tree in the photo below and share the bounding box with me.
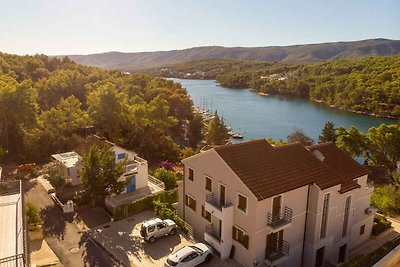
[336,124,400,172]
[42,161,69,192]
[371,185,400,215]
[318,122,337,143]
[26,202,42,229]
[0,76,38,157]
[87,82,129,140]
[187,114,204,148]
[336,126,369,159]
[286,129,314,146]
[80,146,127,205]
[206,112,229,145]
[153,168,179,190]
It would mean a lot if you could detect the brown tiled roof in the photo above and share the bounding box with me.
[307,142,370,182]
[215,140,345,200]
[339,181,361,194]
[73,135,113,156]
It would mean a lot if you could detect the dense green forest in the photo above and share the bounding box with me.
[0,53,202,164]
[148,56,400,118]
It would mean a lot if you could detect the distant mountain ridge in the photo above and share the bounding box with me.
[67,38,400,70]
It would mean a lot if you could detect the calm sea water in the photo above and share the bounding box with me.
[173,79,397,142]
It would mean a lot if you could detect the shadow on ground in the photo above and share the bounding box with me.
[40,205,66,240]
[76,206,112,228]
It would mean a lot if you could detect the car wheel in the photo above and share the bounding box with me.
[204,253,212,263]
[149,236,156,243]
[169,228,177,235]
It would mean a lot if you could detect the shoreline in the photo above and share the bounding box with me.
[171,77,399,121]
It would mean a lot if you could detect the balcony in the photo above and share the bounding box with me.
[264,240,289,266]
[267,206,292,232]
[205,193,233,220]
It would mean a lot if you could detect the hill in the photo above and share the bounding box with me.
[67,39,400,70]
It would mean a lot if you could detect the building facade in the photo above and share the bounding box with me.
[178,140,375,267]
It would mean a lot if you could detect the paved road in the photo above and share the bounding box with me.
[25,179,116,267]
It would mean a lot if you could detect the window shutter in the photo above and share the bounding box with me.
[232,226,236,240]
[243,234,249,249]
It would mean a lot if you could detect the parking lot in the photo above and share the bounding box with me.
[91,210,243,267]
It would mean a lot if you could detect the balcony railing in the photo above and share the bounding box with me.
[267,206,293,228]
[366,179,374,189]
[206,193,231,211]
[206,224,221,242]
[265,240,289,263]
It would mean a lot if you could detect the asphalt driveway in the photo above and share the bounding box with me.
[24,178,116,267]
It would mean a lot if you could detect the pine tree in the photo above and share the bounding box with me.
[206,111,229,145]
[319,122,337,143]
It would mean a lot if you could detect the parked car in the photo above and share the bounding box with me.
[165,243,213,267]
[140,217,177,243]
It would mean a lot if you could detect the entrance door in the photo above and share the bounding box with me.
[338,244,347,263]
[126,175,136,192]
[220,184,226,206]
[266,230,283,258]
[272,196,282,221]
[315,246,325,267]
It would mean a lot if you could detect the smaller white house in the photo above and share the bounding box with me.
[51,135,164,208]
[51,152,81,185]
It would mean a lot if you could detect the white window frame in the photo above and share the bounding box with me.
[237,192,248,214]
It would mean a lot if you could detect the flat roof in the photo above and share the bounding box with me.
[0,183,26,266]
[52,151,80,168]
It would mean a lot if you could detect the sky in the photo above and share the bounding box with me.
[0,0,399,55]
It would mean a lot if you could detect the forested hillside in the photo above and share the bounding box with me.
[0,53,201,164]
[68,39,400,70]
[149,56,400,118]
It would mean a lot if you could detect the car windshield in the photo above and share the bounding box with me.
[166,258,178,266]
[189,245,204,253]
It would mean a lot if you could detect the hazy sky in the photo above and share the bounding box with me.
[0,0,399,55]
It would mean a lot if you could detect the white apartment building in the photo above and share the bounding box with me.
[178,140,375,267]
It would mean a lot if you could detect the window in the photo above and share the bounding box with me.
[237,194,247,213]
[360,225,365,235]
[148,225,155,233]
[185,194,196,211]
[188,168,194,181]
[157,222,166,229]
[201,205,211,222]
[320,193,330,239]
[117,153,126,160]
[205,176,212,191]
[232,226,249,249]
[342,196,351,237]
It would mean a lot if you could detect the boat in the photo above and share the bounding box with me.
[232,133,244,139]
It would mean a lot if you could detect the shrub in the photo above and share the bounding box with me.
[153,168,179,190]
[372,214,392,236]
[26,202,42,229]
[113,188,178,220]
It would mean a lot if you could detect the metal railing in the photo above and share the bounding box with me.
[265,240,289,262]
[206,193,231,210]
[366,179,374,189]
[267,206,293,228]
[206,224,221,242]
[148,175,165,190]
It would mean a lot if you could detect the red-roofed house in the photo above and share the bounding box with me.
[178,140,375,267]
